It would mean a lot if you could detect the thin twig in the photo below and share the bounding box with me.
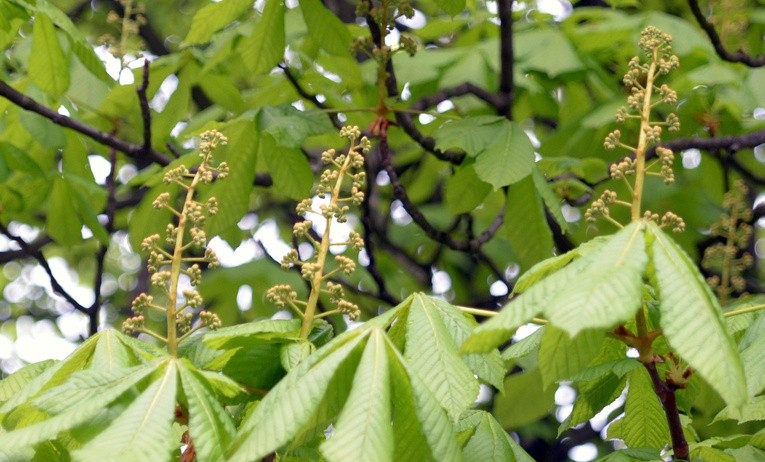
[136,60,152,156]
[497,0,515,118]
[687,0,765,67]
[0,223,89,315]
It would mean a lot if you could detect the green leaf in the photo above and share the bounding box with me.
[47,177,83,246]
[714,395,765,424]
[0,360,56,405]
[404,293,479,420]
[238,0,285,75]
[532,168,568,233]
[387,336,461,462]
[203,318,302,349]
[462,411,534,462]
[280,341,314,372]
[504,174,554,271]
[561,372,626,434]
[205,120,259,237]
[607,367,669,449]
[740,316,765,396]
[184,0,254,45]
[257,106,334,148]
[179,361,236,462]
[437,0,466,16]
[261,134,313,200]
[501,326,544,362]
[538,326,604,389]
[473,122,535,189]
[73,361,179,462]
[300,0,353,56]
[515,28,583,77]
[321,329,393,462]
[433,116,501,154]
[28,12,70,96]
[226,331,367,461]
[646,222,747,407]
[445,164,492,215]
[494,370,555,429]
[0,361,159,449]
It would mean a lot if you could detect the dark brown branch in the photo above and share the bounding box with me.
[0,80,172,165]
[378,137,504,252]
[278,64,341,129]
[0,236,52,263]
[643,362,689,460]
[0,223,89,315]
[496,0,514,118]
[687,0,765,67]
[410,82,506,112]
[136,60,152,156]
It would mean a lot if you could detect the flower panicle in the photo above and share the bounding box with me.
[124,130,227,349]
[268,126,370,328]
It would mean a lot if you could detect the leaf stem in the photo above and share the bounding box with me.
[631,49,658,222]
[723,303,765,317]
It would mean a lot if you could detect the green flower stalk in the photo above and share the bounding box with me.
[587,26,683,231]
[267,126,370,339]
[702,180,754,304]
[123,130,226,356]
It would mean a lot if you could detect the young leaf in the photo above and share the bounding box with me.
[504,174,555,271]
[0,361,160,450]
[0,360,56,405]
[646,222,747,407]
[73,361,179,462]
[607,367,669,449]
[494,370,555,429]
[538,326,604,390]
[461,410,534,462]
[179,361,236,462]
[404,293,479,420]
[321,329,393,462]
[47,177,83,246]
[560,372,626,435]
[300,0,353,56]
[184,0,254,45]
[226,331,367,461]
[473,122,535,189]
[29,13,70,97]
[238,0,285,75]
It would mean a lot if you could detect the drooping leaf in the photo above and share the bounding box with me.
[714,395,765,424]
[203,318,302,349]
[461,410,534,462]
[300,0,353,56]
[0,360,56,405]
[257,106,333,148]
[494,370,555,429]
[607,367,669,449]
[504,174,555,271]
[501,326,544,362]
[646,222,747,407]
[184,0,254,45]
[179,361,236,462]
[0,361,160,450]
[238,0,285,75]
[47,177,83,246]
[538,326,605,390]
[28,13,70,96]
[261,134,313,200]
[445,163,492,215]
[73,361,179,462]
[473,122,535,189]
[321,329,393,462]
[226,331,367,461]
[404,293,479,420]
[560,372,626,435]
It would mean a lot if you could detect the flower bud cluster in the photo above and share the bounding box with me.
[701,181,754,302]
[268,127,369,327]
[123,130,227,345]
[585,190,618,223]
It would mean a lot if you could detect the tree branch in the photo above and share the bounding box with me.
[136,60,152,156]
[0,223,90,315]
[687,0,765,67]
[497,0,515,118]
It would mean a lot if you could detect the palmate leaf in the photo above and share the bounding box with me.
[459,410,534,462]
[238,0,285,75]
[463,222,645,353]
[73,360,178,462]
[0,361,160,450]
[183,0,254,45]
[538,326,604,389]
[299,0,353,56]
[226,331,367,461]
[404,294,479,419]
[714,395,765,424]
[28,12,69,97]
[607,367,669,449]
[646,222,747,407]
[321,329,394,462]
[0,360,55,405]
[179,361,236,462]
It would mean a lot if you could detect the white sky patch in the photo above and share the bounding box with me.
[681,149,701,169]
[418,113,436,125]
[754,144,765,162]
[569,443,598,462]
[207,237,262,267]
[254,220,293,263]
[390,200,413,225]
[150,74,179,112]
[490,280,508,296]
[397,9,426,29]
[538,0,573,22]
[431,269,452,294]
[437,100,454,113]
[88,155,112,185]
[562,204,582,223]
[385,28,401,47]
[376,171,390,186]
[14,318,77,363]
[237,285,253,311]
[753,107,765,119]
[401,82,411,101]
[513,322,542,341]
[505,263,521,281]
[555,383,576,405]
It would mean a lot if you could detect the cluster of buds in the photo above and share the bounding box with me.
[588,26,684,231]
[352,1,417,62]
[100,0,146,61]
[267,127,369,327]
[702,181,754,303]
[123,130,226,350]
